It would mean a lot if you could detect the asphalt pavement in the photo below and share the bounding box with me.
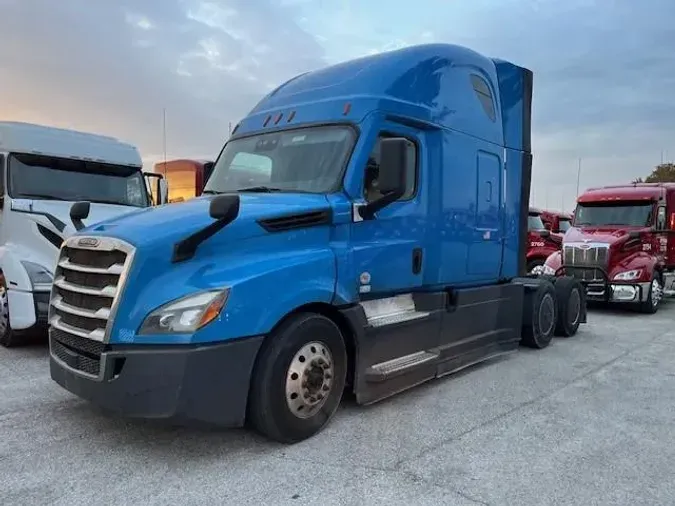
[2,303,674,506]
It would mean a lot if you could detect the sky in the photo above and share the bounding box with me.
[1,0,673,212]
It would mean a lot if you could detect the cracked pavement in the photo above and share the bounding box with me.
[2,304,675,505]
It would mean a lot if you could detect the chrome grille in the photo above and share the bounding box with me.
[48,235,135,377]
[563,242,609,282]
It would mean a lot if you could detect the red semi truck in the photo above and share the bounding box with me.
[542,183,675,313]
[526,207,563,274]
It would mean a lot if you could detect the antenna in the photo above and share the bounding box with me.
[162,108,167,176]
[576,158,581,197]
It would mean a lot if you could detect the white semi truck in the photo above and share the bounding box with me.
[0,121,168,347]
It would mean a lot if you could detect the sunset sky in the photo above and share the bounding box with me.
[1,0,673,212]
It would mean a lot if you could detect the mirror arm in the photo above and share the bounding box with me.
[358,190,403,220]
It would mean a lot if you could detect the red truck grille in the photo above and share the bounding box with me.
[563,243,609,282]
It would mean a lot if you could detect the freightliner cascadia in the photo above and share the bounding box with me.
[47,43,587,443]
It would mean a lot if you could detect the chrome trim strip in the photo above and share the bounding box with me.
[58,258,124,275]
[53,277,117,297]
[51,294,110,320]
[50,315,105,342]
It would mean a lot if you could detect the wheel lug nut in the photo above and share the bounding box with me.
[322,385,329,391]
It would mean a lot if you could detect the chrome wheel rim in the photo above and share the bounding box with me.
[530,265,545,275]
[651,278,663,308]
[285,341,334,419]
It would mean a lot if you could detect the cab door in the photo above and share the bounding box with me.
[349,124,425,297]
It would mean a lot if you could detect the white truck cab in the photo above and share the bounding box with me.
[0,121,168,347]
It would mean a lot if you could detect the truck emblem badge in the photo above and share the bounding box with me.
[582,238,591,243]
[360,272,371,284]
[578,243,591,250]
[77,237,99,248]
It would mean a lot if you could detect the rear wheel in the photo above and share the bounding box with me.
[520,280,557,349]
[248,312,347,443]
[553,277,584,337]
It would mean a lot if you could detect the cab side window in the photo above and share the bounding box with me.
[363,134,417,202]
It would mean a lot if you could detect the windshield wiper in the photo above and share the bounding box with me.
[237,186,283,193]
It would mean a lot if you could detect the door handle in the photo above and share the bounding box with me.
[412,248,423,274]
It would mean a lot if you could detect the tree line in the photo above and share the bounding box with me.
[632,163,675,184]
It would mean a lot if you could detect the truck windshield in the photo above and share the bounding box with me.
[8,153,150,207]
[528,214,546,231]
[575,202,653,227]
[204,125,356,194]
[558,219,571,232]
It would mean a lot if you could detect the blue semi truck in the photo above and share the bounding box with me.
[48,43,587,443]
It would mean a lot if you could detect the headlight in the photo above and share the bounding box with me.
[138,288,230,335]
[21,261,53,290]
[542,264,556,275]
[613,269,641,281]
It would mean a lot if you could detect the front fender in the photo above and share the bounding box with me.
[0,245,35,292]
[609,252,657,282]
[110,246,338,345]
[544,250,562,271]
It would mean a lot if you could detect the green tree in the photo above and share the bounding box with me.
[641,163,675,183]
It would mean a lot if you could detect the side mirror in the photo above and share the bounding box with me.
[70,201,91,231]
[359,138,408,220]
[544,222,552,230]
[158,178,169,205]
[209,194,240,221]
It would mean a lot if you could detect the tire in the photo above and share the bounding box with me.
[638,272,663,314]
[527,258,546,275]
[553,277,584,337]
[520,280,557,349]
[0,278,22,348]
[248,312,347,444]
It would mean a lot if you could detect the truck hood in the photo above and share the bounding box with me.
[84,193,332,247]
[12,198,142,234]
[564,226,647,245]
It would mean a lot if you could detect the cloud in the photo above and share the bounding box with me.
[0,0,674,211]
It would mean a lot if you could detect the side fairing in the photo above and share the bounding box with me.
[492,59,533,278]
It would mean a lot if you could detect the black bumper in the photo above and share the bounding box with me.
[49,332,265,428]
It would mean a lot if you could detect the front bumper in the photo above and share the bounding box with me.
[49,329,265,428]
[585,281,650,303]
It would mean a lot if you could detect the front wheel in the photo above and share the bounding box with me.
[638,273,663,314]
[248,312,347,444]
[0,279,22,348]
[527,258,546,275]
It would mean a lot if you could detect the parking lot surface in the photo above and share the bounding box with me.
[2,304,675,506]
